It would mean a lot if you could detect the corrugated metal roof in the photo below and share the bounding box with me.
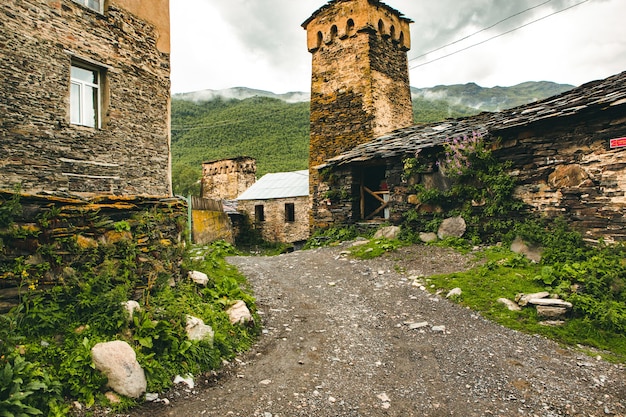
[237,170,309,201]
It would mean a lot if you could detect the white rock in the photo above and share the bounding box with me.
[259,379,272,385]
[408,321,429,330]
[377,393,391,402]
[185,315,215,344]
[145,393,159,402]
[431,325,446,333]
[516,292,550,306]
[419,232,438,243]
[173,374,194,389]
[121,300,141,322]
[446,288,462,298]
[188,270,209,286]
[226,300,253,325]
[91,341,147,399]
[527,298,572,309]
[497,298,521,311]
[374,226,401,240]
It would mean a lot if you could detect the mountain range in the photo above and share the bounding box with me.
[171,81,575,195]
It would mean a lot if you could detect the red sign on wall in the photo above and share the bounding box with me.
[610,137,626,148]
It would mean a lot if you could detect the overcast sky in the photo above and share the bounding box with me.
[170,0,626,94]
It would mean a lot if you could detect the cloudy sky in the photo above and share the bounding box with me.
[170,0,626,94]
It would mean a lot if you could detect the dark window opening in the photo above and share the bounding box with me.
[285,203,295,222]
[255,205,265,222]
[354,165,389,221]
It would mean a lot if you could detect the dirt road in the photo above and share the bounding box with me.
[131,243,625,417]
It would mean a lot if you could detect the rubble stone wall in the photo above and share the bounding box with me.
[0,0,172,196]
[238,196,310,243]
[201,158,257,200]
[0,191,187,313]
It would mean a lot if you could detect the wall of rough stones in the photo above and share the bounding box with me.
[201,158,257,200]
[316,108,626,241]
[238,196,310,243]
[0,0,171,196]
[0,191,187,313]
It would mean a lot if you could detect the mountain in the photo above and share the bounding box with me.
[170,81,575,195]
[174,87,311,104]
[411,81,574,112]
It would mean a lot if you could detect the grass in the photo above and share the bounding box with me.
[424,246,626,363]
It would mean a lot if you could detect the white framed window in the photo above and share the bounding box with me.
[72,0,103,13]
[70,62,102,128]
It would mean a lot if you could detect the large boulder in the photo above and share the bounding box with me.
[437,216,466,240]
[188,270,209,286]
[374,226,401,240]
[91,341,146,399]
[185,315,214,344]
[510,237,543,263]
[227,300,253,325]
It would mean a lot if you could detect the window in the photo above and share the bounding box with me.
[254,205,265,222]
[72,0,103,13]
[70,62,102,128]
[285,203,295,222]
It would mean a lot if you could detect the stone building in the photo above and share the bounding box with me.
[314,71,626,241]
[0,0,172,196]
[237,170,310,244]
[201,157,257,200]
[305,0,626,241]
[302,0,414,228]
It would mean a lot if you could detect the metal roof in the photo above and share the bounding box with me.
[237,170,309,201]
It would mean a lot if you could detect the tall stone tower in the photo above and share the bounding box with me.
[303,0,413,169]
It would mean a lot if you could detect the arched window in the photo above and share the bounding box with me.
[329,25,338,42]
[378,19,385,36]
[398,31,405,46]
[346,18,355,36]
[389,25,396,40]
[316,31,323,49]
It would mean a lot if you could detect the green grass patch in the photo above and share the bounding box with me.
[425,246,626,363]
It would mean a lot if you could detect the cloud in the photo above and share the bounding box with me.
[170,0,626,93]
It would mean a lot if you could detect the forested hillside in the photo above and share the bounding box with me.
[171,81,574,196]
[171,96,310,195]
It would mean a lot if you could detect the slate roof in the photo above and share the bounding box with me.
[237,170,309,201]
[317,70,626,169]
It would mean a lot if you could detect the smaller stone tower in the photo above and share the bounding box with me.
[201,157,257,200]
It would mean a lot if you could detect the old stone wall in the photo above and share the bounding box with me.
[494,108,626,240]
[0,191,187,313]
[201,158,257,200]
[315,108,626,241]
[238,196,310,243]
[0,0,171,196]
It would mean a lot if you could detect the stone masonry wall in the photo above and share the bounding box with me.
[0,191,187,313]
[494,108,626,241]
[315,109,626,242]
[238,196,310,243]
[0,0,171,196]
[201,157,257,200]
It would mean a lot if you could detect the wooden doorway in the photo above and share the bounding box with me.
[356,166,389,221]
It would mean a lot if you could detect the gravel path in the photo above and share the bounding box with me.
[131,243,625,417]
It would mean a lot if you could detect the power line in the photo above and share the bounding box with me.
[409,0,556,62]
[409,0,590,71]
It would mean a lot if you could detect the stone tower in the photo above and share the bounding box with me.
[302,0,413,171]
